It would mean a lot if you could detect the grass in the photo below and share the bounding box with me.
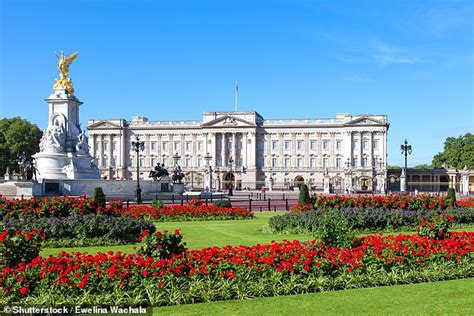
[153,278,474,315]
[40,212,474,256]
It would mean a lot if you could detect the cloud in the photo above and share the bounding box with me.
[370,39,423,66]
[372,55,422,65]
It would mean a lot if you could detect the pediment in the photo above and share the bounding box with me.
[345,116,385,126]
[201,115,256,128]
[88,120,123,129]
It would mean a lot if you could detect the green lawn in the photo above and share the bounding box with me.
[153,278,474,315]
[40,212,474,256]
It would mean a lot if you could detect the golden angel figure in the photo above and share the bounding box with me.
[53,50,78,94]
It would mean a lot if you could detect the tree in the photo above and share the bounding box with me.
[0,117,42,175]
[412,164,432,170]
[298,184,311,204]
[432,133,474,170]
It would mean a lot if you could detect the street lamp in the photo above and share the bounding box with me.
[204,152,212,192]
[400,139,412,171]
[228,156,234,196]
[216,167,221,191]
[131,136,145,204]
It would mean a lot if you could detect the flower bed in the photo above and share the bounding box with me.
[1,232,472,307]
[269,207,474,233]
[310,194,457,211]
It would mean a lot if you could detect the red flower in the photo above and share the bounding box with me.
[19,287,28,295]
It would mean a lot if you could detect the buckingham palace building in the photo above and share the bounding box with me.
[87,111,389,193]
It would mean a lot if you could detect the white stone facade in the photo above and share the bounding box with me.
[87,111,389,192]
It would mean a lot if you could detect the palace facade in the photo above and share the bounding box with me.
[87,111,389,192]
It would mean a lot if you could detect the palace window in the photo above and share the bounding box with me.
[310,158,316,168]
[162,157,168,167]
[197,141,203,151]
[362,157,368,167]
[217,158,222,167]
[112,141,117,151]
[151,157,156,166]
[310,140,316,151]
[112,157,117,167]
[363,140,368,150]
[186,142,192,151]
[297,158,303,168]
[128,158,133,167]
[228,141,233,150]
[352,140,358,149]
[373,140,379,150]
[284,140,291,151]
[272,140,278,151]
[352,157,358,167]
[96,142,101,151]
[297,140,304,150]
[162,142,168,151]
[336,140,342,150]
[323,157,329,168]
[272,157,278,167]
[197,157,203,167]
[323,140,329,150]
[336,157,342,168]
[103,157,108,167]
[151,142,156,151]
[284,158,290,168]
[185,157,191,167]
[174,142,180,151]
[239,140,243,150]
[139,158,144,167]
[103,143,108,151]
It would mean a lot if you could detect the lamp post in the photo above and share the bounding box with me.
[345,158,353,194]
[173,152,181,168]
[131,136,145,204]
[228,156,234,196]
[400,139,412,171]
[204,152,212,192]
[216,167,221,191]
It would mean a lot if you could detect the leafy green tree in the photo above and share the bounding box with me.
[298,184,311,204]
[432,133,474,169]
[0,117,42,175]
[412,164,432,169]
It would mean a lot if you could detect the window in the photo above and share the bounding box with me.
[297,158,303,168]
[323,140,329,150]
[103,157,108,167]
[162,157,168,167]
[336,157,342,168]
[112,142,117,151]
[128,158,133,167]
[198,158,203,167]
[151,157,156,166]
[362,157,368,167]
[185,157,191,167]
[374,140,379,150]
[310,158,316,168]
[197,141,203,151]
[139,158,144,167]
[336,140,342,150]
[272,157,278,167]
[284,158,290,168]
[352,140,358,149]
[150,142,156,151]
[363,140,368,150]
[310,140,316,151]
[352,157,358,167]
[186,142,192,151]
[162,142,168,151]
[239,140,243,150]
[217,158,222,167]
[323,157,329,168]
[112,157,117,167]
[284,140,291,150]
[96,143,100,151]
[103,143,108,151]
[174,142,180,151]
[272,140,278,151]
[228,141,233,150]
[297,140,303,150]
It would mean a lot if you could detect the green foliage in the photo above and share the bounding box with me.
[136,229,187,259]
[0,117,42,175]
[412,164,433,169]
[432,133,474,169]
[387,165,402,170]
[447,188,456,204]
[416,213,455,239]
[0,229,45,268]
[298,184,311,205]
[151,199,164,209]
[314,211,356,248]
[214,200,232,208]
[93,187,106,208]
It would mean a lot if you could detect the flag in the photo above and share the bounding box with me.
[235,81,239,93]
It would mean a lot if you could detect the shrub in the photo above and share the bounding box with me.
[93,187,106,209]
[447,188,456,205]
[0,228,45,268]
[151,199,164,209]
[214,200,232,208]
[136,229,187,259]
[416,213,455,239]
[187,199,203,207]
[298,184,311,205]
[314,211,356,248]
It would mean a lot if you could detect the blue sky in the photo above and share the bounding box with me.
[1,0,472,166]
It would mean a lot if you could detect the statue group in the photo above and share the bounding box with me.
[148,163,169,180]
[17,152,38,181]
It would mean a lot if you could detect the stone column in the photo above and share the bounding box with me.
[249,132,257,167]
[99,134,104,167]
[192,133,197,168]
[317,132,323,167]
[291,132,296,168]
[359,132,363,168]
[279,132,284,167]
[344,131,352,167]
[221,133,226,167]
[369,132,374,167]
[304,132,310,168]
[157,134,162,160]
[168,134,173,167]
[121,131,127,179]
[145,134,150,167]
[108,134,113,178]
[462,168,469,195]
[329,132,336,168]
[265,133,271,168]
[90,134,96,160]
[232,132,237,166]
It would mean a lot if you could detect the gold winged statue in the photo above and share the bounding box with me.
[53,50,78,95]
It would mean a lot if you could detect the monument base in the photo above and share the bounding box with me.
[172,183,185,194]
[34,152,100,180]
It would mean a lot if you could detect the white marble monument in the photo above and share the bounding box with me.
[34,51,100,180]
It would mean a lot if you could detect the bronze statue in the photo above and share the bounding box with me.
[17,152,38,181]
[53,50,78,94]
[149,163,169,180]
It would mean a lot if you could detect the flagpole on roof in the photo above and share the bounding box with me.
[235,80,239,111]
